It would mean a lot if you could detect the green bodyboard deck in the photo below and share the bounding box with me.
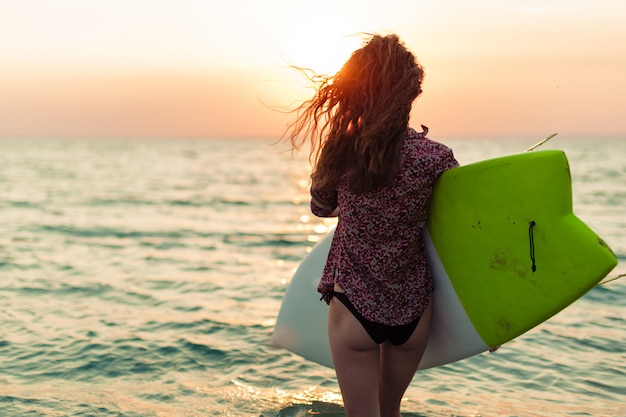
[427,150,617,347]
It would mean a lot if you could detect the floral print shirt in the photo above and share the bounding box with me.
[311,126,458,326]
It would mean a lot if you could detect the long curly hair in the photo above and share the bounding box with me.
[285,33,424,194]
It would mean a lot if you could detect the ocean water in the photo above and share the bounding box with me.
[0,136,624,417]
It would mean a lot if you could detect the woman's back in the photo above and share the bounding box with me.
[315,127,458,326]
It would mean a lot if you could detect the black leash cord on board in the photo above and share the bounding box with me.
[529,221,537,273]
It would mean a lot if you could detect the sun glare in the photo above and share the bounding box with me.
[283,16,363,76]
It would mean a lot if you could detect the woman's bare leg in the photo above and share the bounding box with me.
[378,302,432,417]
[328,295,381,417]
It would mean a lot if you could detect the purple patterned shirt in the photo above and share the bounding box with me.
[311,127,458,326]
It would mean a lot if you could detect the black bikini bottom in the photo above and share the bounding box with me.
[331,291,421,346]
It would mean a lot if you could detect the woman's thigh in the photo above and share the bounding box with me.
[327,297,381,416]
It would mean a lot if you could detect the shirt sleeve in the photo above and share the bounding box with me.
[310,178,338,218]
[437,147,460,176]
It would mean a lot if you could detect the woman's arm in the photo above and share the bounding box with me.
[310,187,338,218]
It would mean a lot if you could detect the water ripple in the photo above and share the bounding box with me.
[0,137,624,416]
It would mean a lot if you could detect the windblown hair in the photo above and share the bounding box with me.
[286,33,424,194]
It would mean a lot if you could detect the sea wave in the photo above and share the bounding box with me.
[0,137,623,416]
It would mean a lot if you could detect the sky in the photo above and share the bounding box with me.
[0,0,625,139]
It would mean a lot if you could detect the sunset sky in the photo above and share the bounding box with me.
[1,0,624,139]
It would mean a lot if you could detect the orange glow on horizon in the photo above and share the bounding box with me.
[0,70,292,139]
[0,1,624,139]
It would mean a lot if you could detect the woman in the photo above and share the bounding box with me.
[286,34,458,417]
